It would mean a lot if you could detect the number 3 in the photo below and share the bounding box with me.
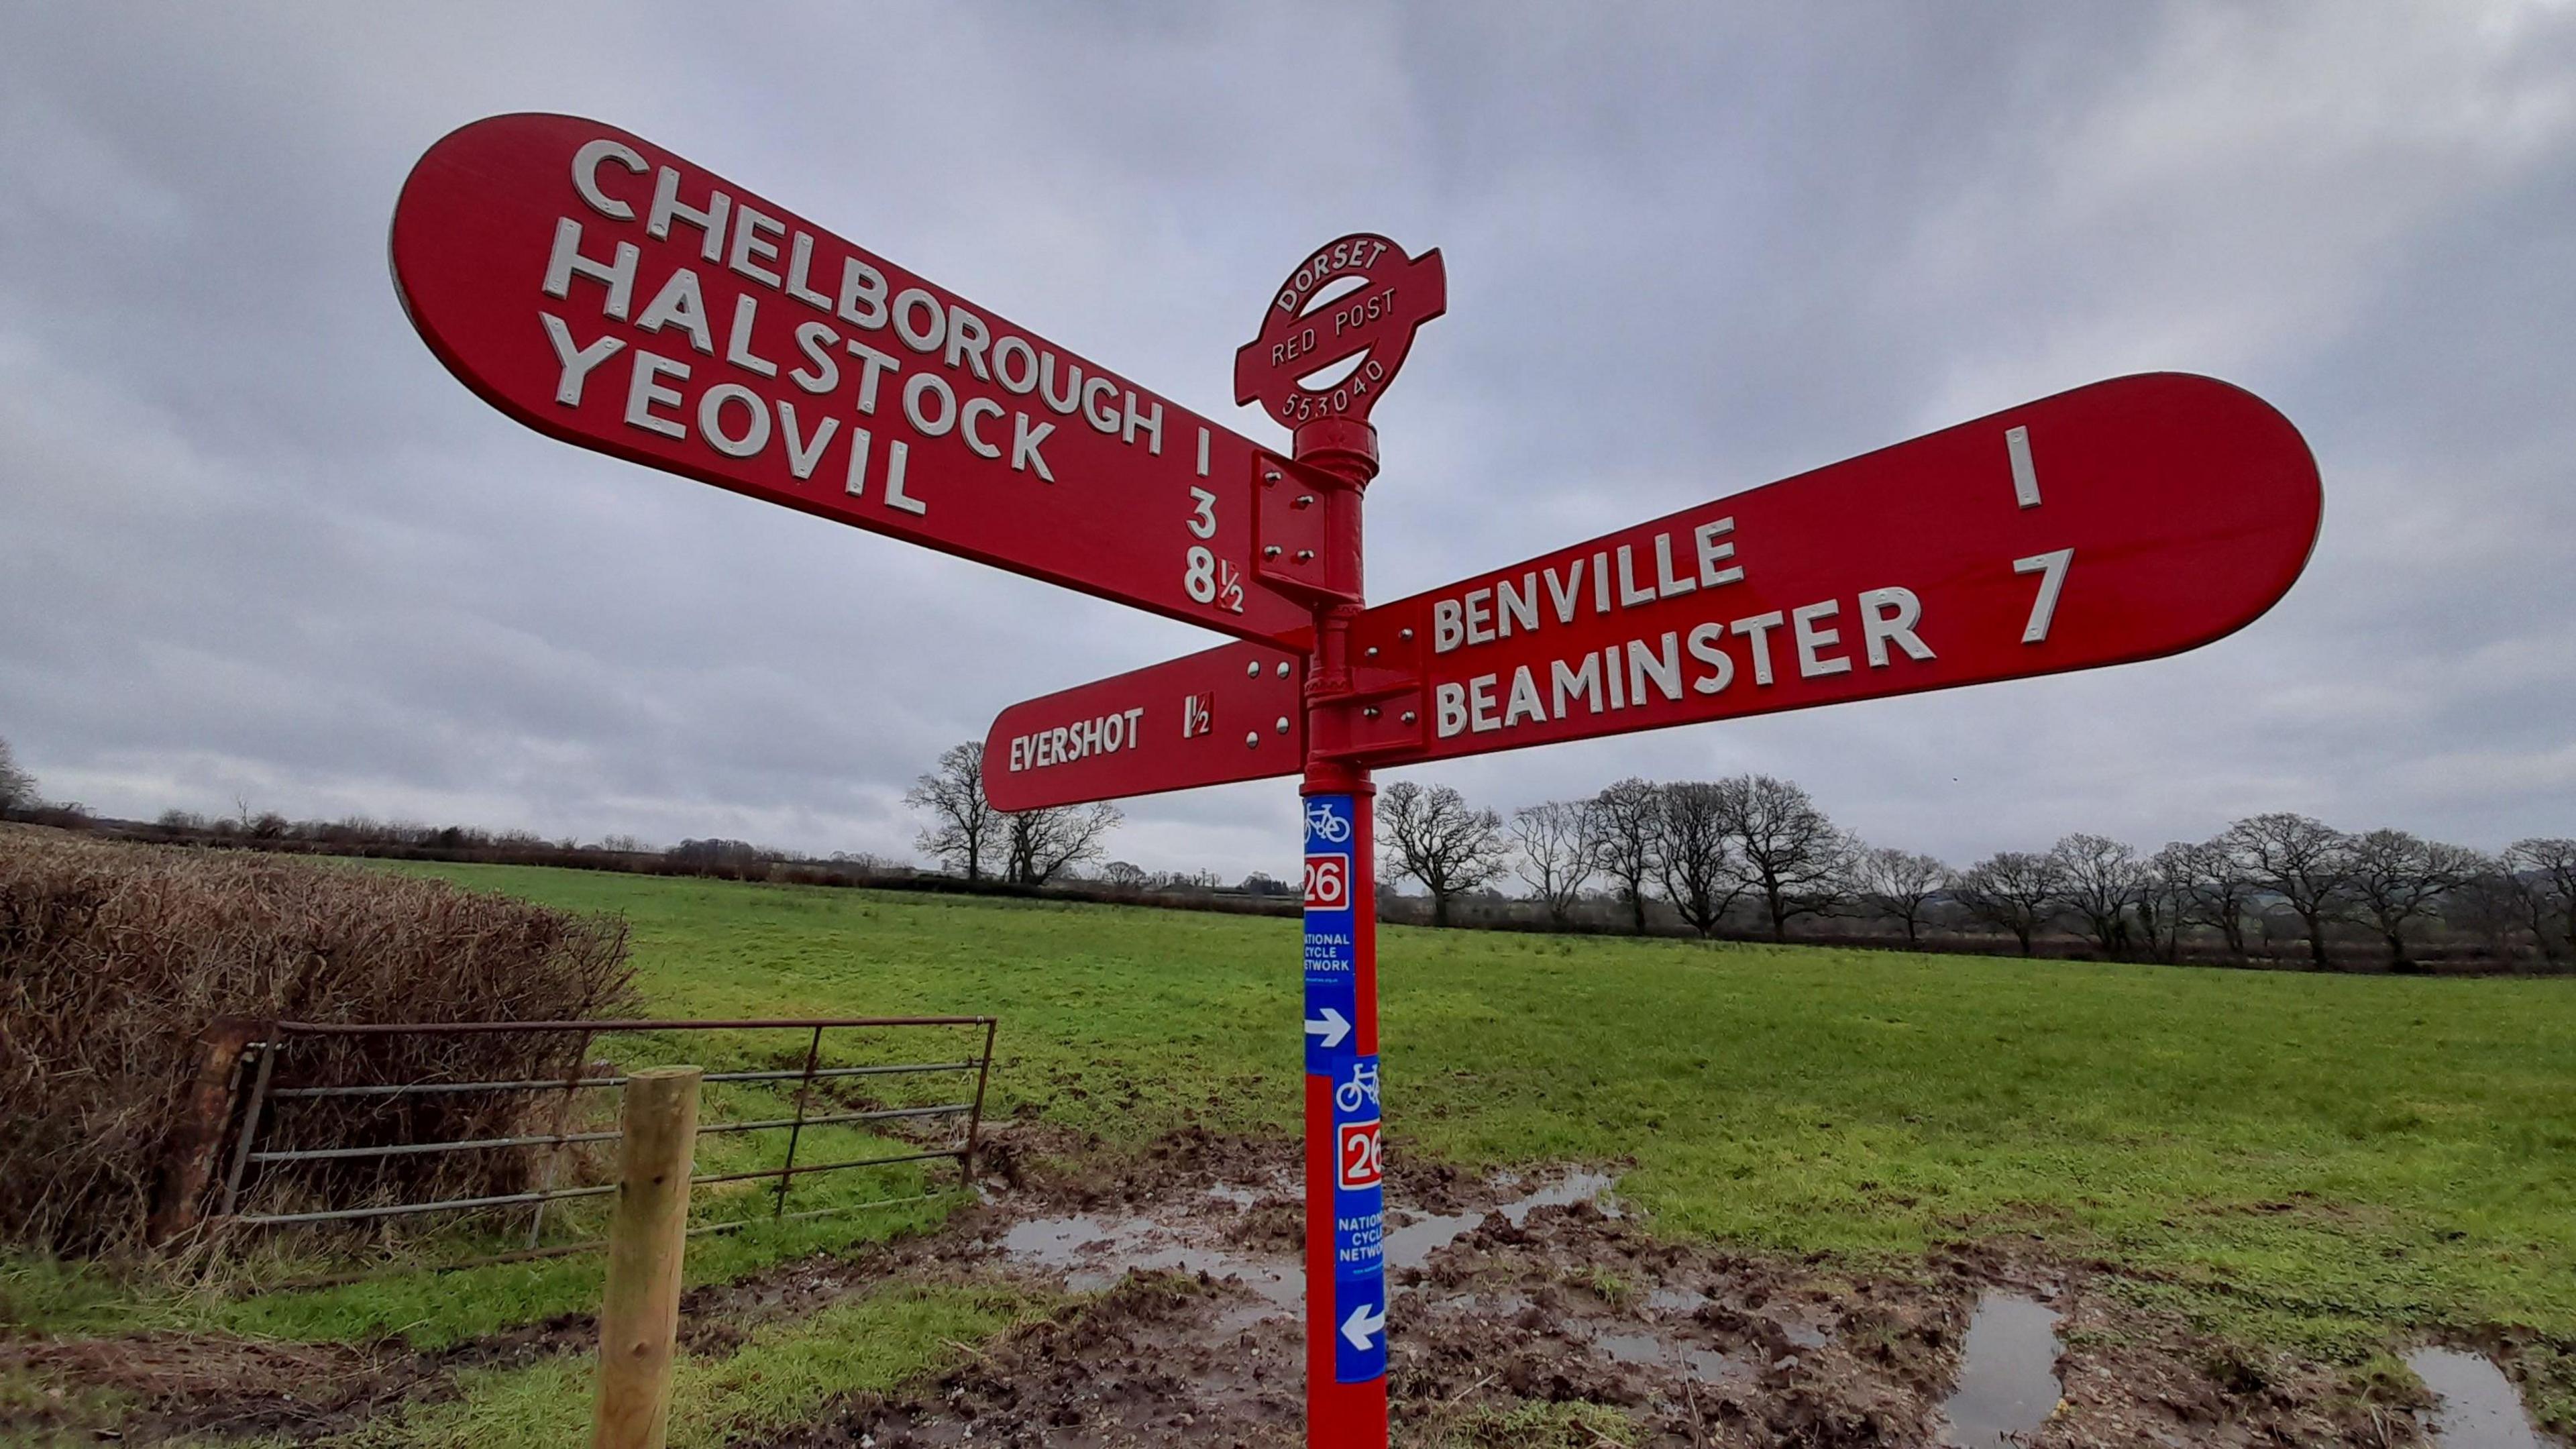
[1187,487,1218,540]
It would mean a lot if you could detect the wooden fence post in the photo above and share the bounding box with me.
[590,1065,701,1449]
[146,1016,258,1250]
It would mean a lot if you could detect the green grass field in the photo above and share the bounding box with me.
[13,859,2576,1442]
[393,865,2576,1350]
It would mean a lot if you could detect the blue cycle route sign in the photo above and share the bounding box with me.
[1304,793,1385,1382]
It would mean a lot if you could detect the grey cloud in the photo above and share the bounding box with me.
[2,1,2570,877]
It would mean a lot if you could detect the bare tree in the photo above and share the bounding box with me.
[2505,838,2576,964]
[1381,781,1509,927]
[1728,774,1851,942]
[1511,798,1600,926]
[2160,837,2255,959]
[2049,833,2145,958]
[1099,860,1148,889]
[905,741,1000,881]
[2224,813,2354,969]
[1002,801,1123,886]
[2136,843,2198,962]
[1655,780,1748,938]
[1589,777,1663,934]
[1956,851,2065,955]
[2341,828,2480,969]
[0,738,37,820]
[1856,847,1949,948]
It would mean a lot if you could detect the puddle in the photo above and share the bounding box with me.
[1585,1325,1756,1387]
[997,1212,1301,1332]
[2409,1348,2559,1449]
[1646,1286,1708,1314]
[1937,1292,2061,1448]
[997,1170,1616,1330]
[1385,1169,1618,1281]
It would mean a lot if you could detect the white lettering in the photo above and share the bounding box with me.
[1433,598,1464,654]
[540,313,625,406]
[1503,665,1545,727]
[1695,518,1743,588]
[1468,674,1501,733]
[1497,574,1538,637]
[944,307,994,380]
[784,233,832,311]
[1732,610,1786,686]
[1121,392,1164,453]
[1010,413,1056,482]
[1464,588,1495,645]
[724,294,778,377]
[727,203,785,288]
[788,320,840,394]
[1550,654,1602,716]
[992,335,1039,394]
[1686,622,1733,693]
[837,258,889,329]
[1615,545,1656,606]
[883,437,924,515]
[1081,375,1120,433]
[1629,632,1683,702]
[778,401,839,479]
[571,140,645,221]
[623,350,689,438]
[1434,681,1468,738]
[635,268,714,354]
[902,372,957,436]
[845,339,899,415]
[1543,559,1584,624]
[892,288,945,353]
[1792,601,1851,678]
[1858,586,1935,667]
[959,398,1004,460]
[698,383,770,458]
[647,167,730,262]
[542,218,637,320]
[1652,532,1696,598]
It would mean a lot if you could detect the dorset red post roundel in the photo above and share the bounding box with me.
[1232,235,1447,428]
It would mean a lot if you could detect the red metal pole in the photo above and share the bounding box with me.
[1295,417,1385,1449]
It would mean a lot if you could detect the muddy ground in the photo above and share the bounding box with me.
[1,1125,2540,1447]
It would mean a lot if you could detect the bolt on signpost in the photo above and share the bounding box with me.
[394,115,2322,1449]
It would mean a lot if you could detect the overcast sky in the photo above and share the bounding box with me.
[3,3,2571,879]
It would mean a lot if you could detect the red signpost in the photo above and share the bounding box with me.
[398,115,2324,1449]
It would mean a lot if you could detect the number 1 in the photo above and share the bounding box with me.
[2012,547,2074,643]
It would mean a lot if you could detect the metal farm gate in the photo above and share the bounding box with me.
[150,1015,997,1277]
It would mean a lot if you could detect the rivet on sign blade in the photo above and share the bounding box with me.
[1276,662,1291,678]
[1296,549,1315,561]
[1401,711,1417,724]
[1295,494,1316,509]
[1265,545,1283,558]
[1276,716,1291,734]
[1246,661,1262,678]
[1399,629,1413,641]
[1245,732,1259,747]
[1364,707,1381,718]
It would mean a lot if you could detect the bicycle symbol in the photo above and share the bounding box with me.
[1335,1061,1380,1114]
[1306,801,1352,844]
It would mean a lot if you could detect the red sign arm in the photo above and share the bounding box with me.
[390,113,1309,645]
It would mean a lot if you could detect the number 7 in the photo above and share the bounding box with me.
[2012,548,2074,644]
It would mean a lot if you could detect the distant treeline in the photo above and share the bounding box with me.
[1365,774,2575,974]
